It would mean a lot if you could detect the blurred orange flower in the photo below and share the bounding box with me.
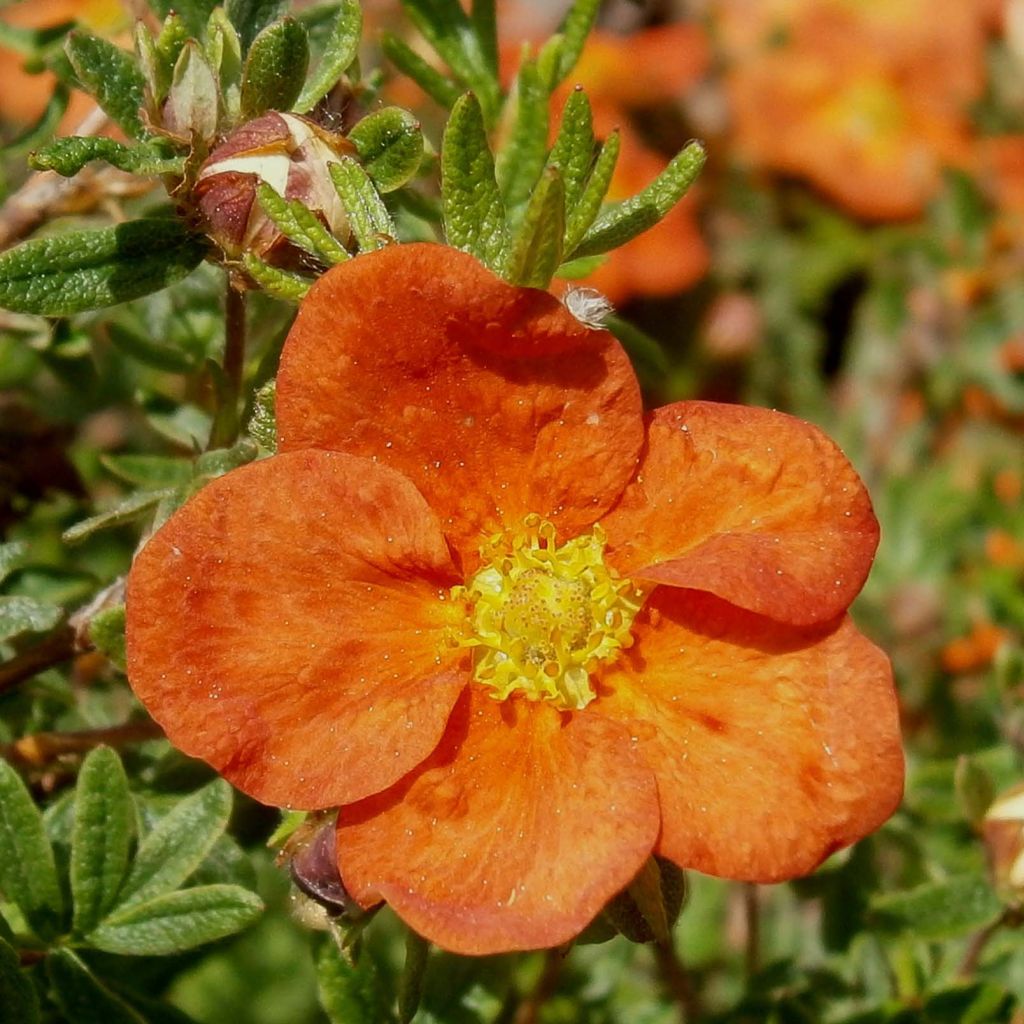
[126,244,902,954]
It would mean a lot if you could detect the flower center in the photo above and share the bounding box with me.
[452,515,645,711]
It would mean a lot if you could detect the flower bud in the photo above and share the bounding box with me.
[195,111,354,261]
[983,785,1024,898]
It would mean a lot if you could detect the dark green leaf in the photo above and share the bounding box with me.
[548,87,595,214]
[562,128,619,253]
[225,0,289,52]
[870,876,1003,940]
[328,158,395,251]
[65,32,147,139]
[504,166,565,287]
[441,93,506,269]
[495,59,550,220]
[380,33,460,111]
[89,605,127,671]
[0,758,63,940]
[470,0,497,79]
[62,490,169,545]
[100,454,193,489]
[554,0,601,85]
[113,779,232,910]
[0,595,62,642]
[318,940,395,1024]
[294,0,361,113]
[349,107,424,193]
[89,884,263,955]
[242,254,311,302]
[71,747,135,935]
[47,949,147,1024]
[570,140,706,258]
[30,137,184,177]
[4,84,69,158]
[0,220,206,317]
[0,936,39,1024]
[255,181,349,263]
[106,321,195,373]
[240,17,309,119]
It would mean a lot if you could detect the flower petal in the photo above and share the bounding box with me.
[601,401,879,624]
[126,449,467,810]
[337,688,659,954]
[595,588,903,881]
[276,243,644,569]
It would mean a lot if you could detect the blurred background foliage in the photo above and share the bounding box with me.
[1,0,1023,1021]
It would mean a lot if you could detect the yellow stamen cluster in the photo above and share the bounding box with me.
[451,515,646,711]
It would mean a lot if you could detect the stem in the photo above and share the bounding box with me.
[0,624,76,696]
[653,938,701,1023]
[211,273,248,447]
[957,909,1014,978]
[743,883,760,978]
[513,947,566,1024]
[3,719,164,767]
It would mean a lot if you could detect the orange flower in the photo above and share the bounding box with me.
[126,244,902,954]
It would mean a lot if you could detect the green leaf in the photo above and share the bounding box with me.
[106,321,195,373]
[113,779,233,910]
[555,253,606,279]
[242,254,311,302]
[349,107,424,193]
[62,490,169,545]
[0,542,26,584]
[0,758,63,940]
[0,19,74,56]
[71,747,135,935]
[225,0,289,52]
[554,0,601,85]
[562,128,619,254]
[156,12,191,86]
[163,40,220,142]
[955,754,995,827]
[248,379,277,450]
[0,220,206,317]
[148,0,219,39]
[193,437,259,478]
[470,0,497,79]
[504,166,565,287]
[328,158,395,252]
[205,7,243,122]
[398,930,429,1024]
[65,32,147,139]
[4,84,69,158]
[870,876,1003,940]
[240,17,309,119]
[570,140,706,259]
[441,93,506,269]
[89,605,127,671]
[0,936,39,1024]
[0,595,63,642]
[380,33,461,111]
[46,949,147,1024]
[318,940,395,1024]
[255,182,349,264]
[88,884,263,955]
[605,313,669,383]
[30,137,184,178]
[495,59,550,221]
[548,87,595,214]
[100,454,193,489]
[294,0,361,113]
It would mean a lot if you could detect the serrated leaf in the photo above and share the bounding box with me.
[0,542,26,584]
[240,17,309,119]
[255,182,349,264]
[554,0,601,85]
[100,454,193,489]
[46,949,147,1024]
[89,605,127,671]
[248,379,277,450]
[0,595,63,642]
[88,884,263,955]
[106,321,195,373]
[329,158,395,252]
[504,166,564,287]
[163,40,219,143]
[30,137,184,177]
[441,93,506,269]
[563,128,619,254]
[113,779,233,910]
[870,876,1003,940]
[225,0,289,52]
[549,87,595,213]
[349,107,424,193]
[62,489,169,545]
[5,84,69,158]
[380,33,461,111]
[570,140,706,259]
[242,253,311,301]
[65,32,147,139]
[0,758,63,940]
[318,940,395,1024]
[0,936,39,1024]
[71,747,135,935]
[495,59,550,220]
[294,0,361,113]
[0,220,206,317]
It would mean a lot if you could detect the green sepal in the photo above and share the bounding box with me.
[504,166,565,287]
[0,936,39,1024]
[4,84,69,158]
[347,107,423,193]
[570,140,706,259]
[0,758,64,940]
[495,58,550,221]
[248,378,277,450]
[0,596,63,642]
[553,0,601,85]
[328,158,395,252]
[106,321,195,373]
[30,137,184,178]
[380,33,461,111]
[62,489,170,545]
[0,219,206,317]
[563,128,620,254]
[240,17,309,120]
[70,746,135,935]
[46,949,147,1024]
[192,437,259,479]
[318,938,396,1024]
[88,884,263,956]
[224,0,289,53]
[294,0,362,113]
[65,32,148,140]
[870,876,1003,940]
[255,181,349,264]
[242,254,311,302]
[205,8,243,122]
[548,87,595,214]
[602,857,686,945]
[89,605,127,671]
[397,930,429,1024]
[441,92,506,270]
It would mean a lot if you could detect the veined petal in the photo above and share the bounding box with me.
[276,243,644,571]
[126,450,467,810]
[595,588,903,882]
[337,689,659,954]
[601,402,879,624]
